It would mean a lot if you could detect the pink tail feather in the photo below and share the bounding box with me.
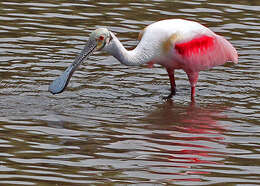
[218,35,238,64]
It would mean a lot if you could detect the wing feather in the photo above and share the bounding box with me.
[174,34,238,72]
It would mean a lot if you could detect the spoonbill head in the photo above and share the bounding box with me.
[48,28,110,94]
[49,19,238,102]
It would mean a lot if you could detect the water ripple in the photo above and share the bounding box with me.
[0,0,260,185]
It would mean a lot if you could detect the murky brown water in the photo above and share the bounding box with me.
[0,0,259,185]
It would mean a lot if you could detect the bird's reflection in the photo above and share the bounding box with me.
[140,100,228,182]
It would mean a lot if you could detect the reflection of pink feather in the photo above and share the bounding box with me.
[140,101,228,180]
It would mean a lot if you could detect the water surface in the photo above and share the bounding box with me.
[0,0,260,185]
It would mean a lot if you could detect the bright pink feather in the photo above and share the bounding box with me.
[174,34,238,72]
[175,35,214,57]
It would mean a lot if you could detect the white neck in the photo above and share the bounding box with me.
[103,32,153,66]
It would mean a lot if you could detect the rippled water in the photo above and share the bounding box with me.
[0,0,260,185]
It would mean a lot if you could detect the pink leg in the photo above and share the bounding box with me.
[186,72,199,102]
[191,86,196,102]
[164,68,176,99]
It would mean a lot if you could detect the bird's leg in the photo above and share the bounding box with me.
[191,86,196,102]
[163,68,176,99]
[187,72,199,102]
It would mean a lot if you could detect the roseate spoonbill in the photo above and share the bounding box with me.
[49,19,238,101]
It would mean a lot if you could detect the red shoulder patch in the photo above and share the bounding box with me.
[175,35,214,57]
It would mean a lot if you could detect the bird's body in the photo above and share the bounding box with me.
[49,19,238,101]
[103,19,238,100]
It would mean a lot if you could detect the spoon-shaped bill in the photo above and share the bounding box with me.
[48,64,75,95]
[48,40,97,94]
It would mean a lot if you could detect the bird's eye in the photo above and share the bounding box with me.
[99,35,104,40]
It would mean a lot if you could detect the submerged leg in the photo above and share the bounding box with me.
[191,86,196,102]
[186,72,199,102]
[163,68,176,99]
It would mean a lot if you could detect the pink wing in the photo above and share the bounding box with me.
[174,34,238,72]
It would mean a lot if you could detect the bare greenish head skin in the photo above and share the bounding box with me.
[48,28,111,94]
[90,28,111,51]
